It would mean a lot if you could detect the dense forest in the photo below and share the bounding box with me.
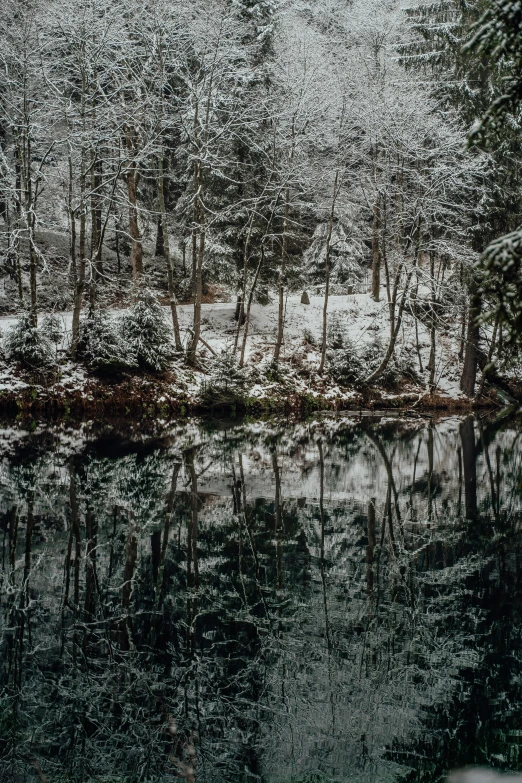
[0,0,521,409]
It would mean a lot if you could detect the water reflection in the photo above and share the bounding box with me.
[0,413,522,782]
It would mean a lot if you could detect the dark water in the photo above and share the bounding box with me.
[1,413,522,783]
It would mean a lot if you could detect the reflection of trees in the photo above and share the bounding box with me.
[460,416,478,520]
[0,416,521,781]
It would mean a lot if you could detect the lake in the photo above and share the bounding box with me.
[1,413,521,783]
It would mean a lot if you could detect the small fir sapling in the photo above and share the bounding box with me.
[200,348,249,404]
[41,314,64,363]
[303,328,316,346]
[365,335,419,387]
[77,308,136,371]
[3,312,55,368]
[329,334,419,387]
[41,314,63,345]
[121,288,173,372]
[328,338,366,385]
[480,230,522,349]
[327,312,346,350]
[255,286,271,305]
[260,356,291,382]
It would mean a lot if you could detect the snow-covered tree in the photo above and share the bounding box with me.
[121,287,173,371]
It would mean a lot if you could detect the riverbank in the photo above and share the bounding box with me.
[0,361,509,419]
[0,293,518,417]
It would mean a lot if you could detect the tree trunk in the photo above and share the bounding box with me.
[89,151,103,307]
[21,128,38,326]
[458,263,466,360]
[319,171,340,375]
[233,231,253,352]
[371,192,381,302]
[155,216,164,257]
[412,283,424,373]
[274,118,295,362]
[365,263,415,384]
[28,229,37,327]
[428,325,436,392]
[158,153,182,351]
[71,271,85,359]
[126,131,142,283]
[239,247,264,368]
[366,214,422,385]
[186,155,205,365]
[191,228,197,300]
[427,250,436,392]
[187,222,205,364]
[71,178,86,355]
[71,74,87,356]
[460,285,481,397]
[234,293,243,323]
[115,215,122,274]
[273,188,289,362]
[181,240,186,276]
[459,308,466,361]
[477,316,499,398]
[13,142,24,305]
[88,167,119,310]
[67,143,76,281]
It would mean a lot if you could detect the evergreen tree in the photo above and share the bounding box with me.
[3,311,54,368]
[401,0,522,391]
[465,0,522,348]
[121,288,173,372]
[466,0,522,136]
[401,0,522,250]
[77,308,136,371]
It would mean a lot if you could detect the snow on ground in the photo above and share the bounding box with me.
[176,291,466,398]
[0,290,470,401]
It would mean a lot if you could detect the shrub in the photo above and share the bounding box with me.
[200,349,249,406]
[327,312,346,349]
[77,308,136,371]
[121,288,173,372]
[328,338,366,385]
[255,286,271,305]
[303,328,316,346]
[260,357,291,383]
[3,312,55,368]
[362,336,420,388]
[40,314,63,345]
[328,335,419,388]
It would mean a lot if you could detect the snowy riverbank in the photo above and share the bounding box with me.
[0,293,516,416]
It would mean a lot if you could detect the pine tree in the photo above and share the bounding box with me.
[401,0,522,391]
[77,308,136,371]
[465,0,522,349]
[121,288,173,372]
[466,0,522,137]
[3,311,54,368]
[401,0,522,249]
[201,347,248,405]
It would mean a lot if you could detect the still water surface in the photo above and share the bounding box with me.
[1,413,522,783]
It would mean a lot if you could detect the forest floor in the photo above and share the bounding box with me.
[0,292,518,417]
